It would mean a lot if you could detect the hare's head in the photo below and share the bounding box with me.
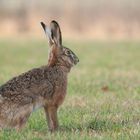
[41,20,79,69]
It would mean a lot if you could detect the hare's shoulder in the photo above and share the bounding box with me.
[0,67,47,94]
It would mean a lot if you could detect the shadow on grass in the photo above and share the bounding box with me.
[87,119,129,132]
[59,118,129,133]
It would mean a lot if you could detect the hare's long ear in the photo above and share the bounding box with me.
[50,20,62,47]
[40,22,53,45]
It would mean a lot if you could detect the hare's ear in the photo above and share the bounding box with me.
[40,22,54,45]
[50,20,62,47]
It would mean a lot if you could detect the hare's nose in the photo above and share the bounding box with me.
[75,57,79,63]
[77,58,79,63]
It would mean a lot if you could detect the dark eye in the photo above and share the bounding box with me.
[66,50,71,55]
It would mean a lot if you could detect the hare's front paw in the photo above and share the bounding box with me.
[49,126,58,133]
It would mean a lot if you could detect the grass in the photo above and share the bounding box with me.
[0,39,140,140]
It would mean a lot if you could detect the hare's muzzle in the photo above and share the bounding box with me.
[74,56,79,65]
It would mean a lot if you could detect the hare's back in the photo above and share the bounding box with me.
[0,68,44,92]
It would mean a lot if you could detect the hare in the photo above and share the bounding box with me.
[0,20,79,132]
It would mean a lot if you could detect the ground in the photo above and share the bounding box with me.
[0,39,139,140]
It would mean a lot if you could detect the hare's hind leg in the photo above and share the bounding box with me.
[44,105,58,132]
[15,111,31,131]
[13,104,33,131]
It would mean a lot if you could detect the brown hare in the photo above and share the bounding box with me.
[0,20,79,132]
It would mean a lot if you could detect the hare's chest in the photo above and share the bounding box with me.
[53,88,67,106]
[53,78,67,106]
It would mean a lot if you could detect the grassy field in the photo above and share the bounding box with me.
[0,39,139,140]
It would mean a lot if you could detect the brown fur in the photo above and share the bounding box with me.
[0,20,79,132]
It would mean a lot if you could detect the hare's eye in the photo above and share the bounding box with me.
[66,50,71,55]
